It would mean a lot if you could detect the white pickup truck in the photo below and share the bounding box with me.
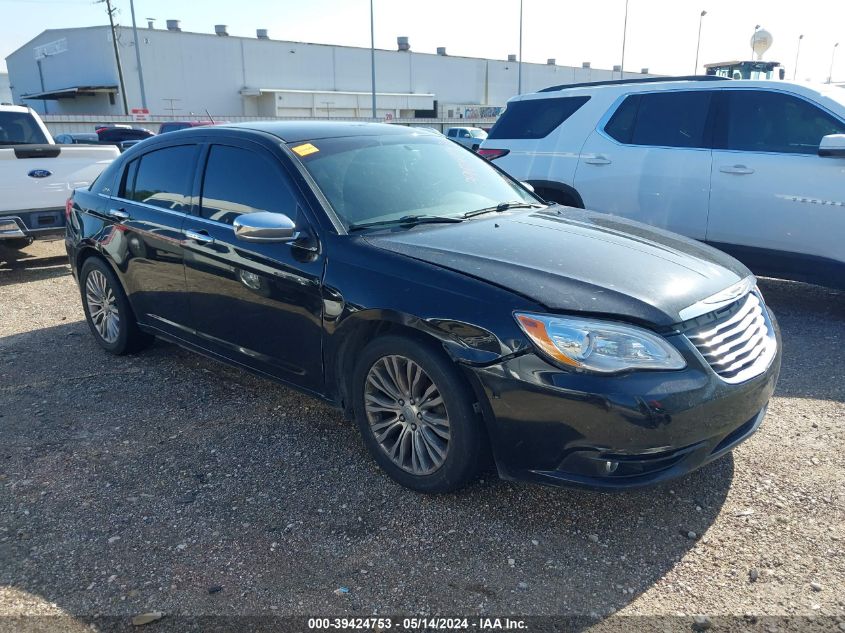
[0,105,119,249]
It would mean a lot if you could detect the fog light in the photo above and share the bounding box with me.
[604,460,619,474]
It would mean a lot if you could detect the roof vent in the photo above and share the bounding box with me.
[257,29,269,39]
[215,24,229,36]
[507,54,517,62]
[641,67,649,74]
[547,58,556,65]
[146,18,155,29]
[166,19,181,32]
[397,36,410,51]
[582,61,591,68]
[437,46,447,56]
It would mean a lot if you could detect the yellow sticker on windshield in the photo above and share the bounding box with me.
[292,143,319,157]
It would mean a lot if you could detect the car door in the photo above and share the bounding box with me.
[457,128,472,148]
[181,139,325,392]
[107,143,199,338]
[707,88,845,282]
[573,90,714,239]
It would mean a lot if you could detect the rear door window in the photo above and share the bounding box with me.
[488,96,590,139]
[123,145,197,212]
[716,89,845,154]
[604,91,712,148]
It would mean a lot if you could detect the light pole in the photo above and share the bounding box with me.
[100,0,129,114]
[620,0,629,79]
[517,0,523,94]
[129,0,147,110]
[793,34,803,80]
[694,10,707,74]
[370,0,376,119]
[829,42,839,84]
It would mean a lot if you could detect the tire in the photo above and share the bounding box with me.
[79,257,153,355]
[352,335,483,493]
[471,144,480,152]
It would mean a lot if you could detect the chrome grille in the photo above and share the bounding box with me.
[684,291,777,384]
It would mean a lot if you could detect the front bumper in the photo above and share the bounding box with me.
[467,326,781,490]
[0,209,65,240]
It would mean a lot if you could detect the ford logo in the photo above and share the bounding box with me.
[28,169,52,179]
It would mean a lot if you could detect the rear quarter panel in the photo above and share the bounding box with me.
[482,91,611,185]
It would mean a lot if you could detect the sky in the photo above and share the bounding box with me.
[1,0,843,83]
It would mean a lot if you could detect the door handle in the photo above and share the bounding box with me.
[107,208,130,221]
[584,155,612,165]
[720,164,755,175]
[184,229,214,245]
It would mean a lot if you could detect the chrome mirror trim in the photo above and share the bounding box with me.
[233,211,297,243]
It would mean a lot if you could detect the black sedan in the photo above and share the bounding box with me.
[65,122,781,493]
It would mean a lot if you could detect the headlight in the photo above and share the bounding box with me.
[514,312,686,373]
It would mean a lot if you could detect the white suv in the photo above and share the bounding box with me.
[445,126,488,151]
[480,77,845,289]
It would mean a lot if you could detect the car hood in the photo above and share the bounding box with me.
[364,207,750,327]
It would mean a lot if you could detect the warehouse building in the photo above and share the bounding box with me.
[0,72,11,103]
[6,23,653,118]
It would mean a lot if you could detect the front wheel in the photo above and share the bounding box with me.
[352,335,484,493]
[80,257,153,355]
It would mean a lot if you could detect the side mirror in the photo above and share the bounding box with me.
[521,181,535,193]
[233,211,298,243]
[819,134,845,158]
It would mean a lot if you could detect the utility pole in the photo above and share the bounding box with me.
[620,0,629,79]
[829,42,839,84]
[129,0,148,110]
[694,10,707,74]
[793,34,803,80]
[100,0,129,115]
[517,0,523,94]
[370,0,377,120]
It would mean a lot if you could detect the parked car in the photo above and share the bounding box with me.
[159,121,220,134]
[444,126,488,150]
[96,126,154,148]
[0,105,118,250]
[480,76,845,289]
[54,132,100,145]
[65,122,780,493]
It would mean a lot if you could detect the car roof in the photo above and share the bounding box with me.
[213,120,421,143]
[515,78,841,103]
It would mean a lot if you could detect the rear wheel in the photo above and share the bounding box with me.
[352,335,483,493]
[80,257,152,355]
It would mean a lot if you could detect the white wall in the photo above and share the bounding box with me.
[0,73,11,103]
[6,26,655,117]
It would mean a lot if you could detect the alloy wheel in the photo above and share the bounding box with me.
[364,355,451,475]
[85,269,121,344]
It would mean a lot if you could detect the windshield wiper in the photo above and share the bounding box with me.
[348,214,464,232]
[463,201,545,219]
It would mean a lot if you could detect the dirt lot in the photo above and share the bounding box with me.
[1,240,843,631]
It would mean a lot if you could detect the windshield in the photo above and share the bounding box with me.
[289,133,536,229]
[0,112,49,145]
[469,128,488,139]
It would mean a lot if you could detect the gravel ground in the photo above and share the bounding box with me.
[1,240,843,631]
